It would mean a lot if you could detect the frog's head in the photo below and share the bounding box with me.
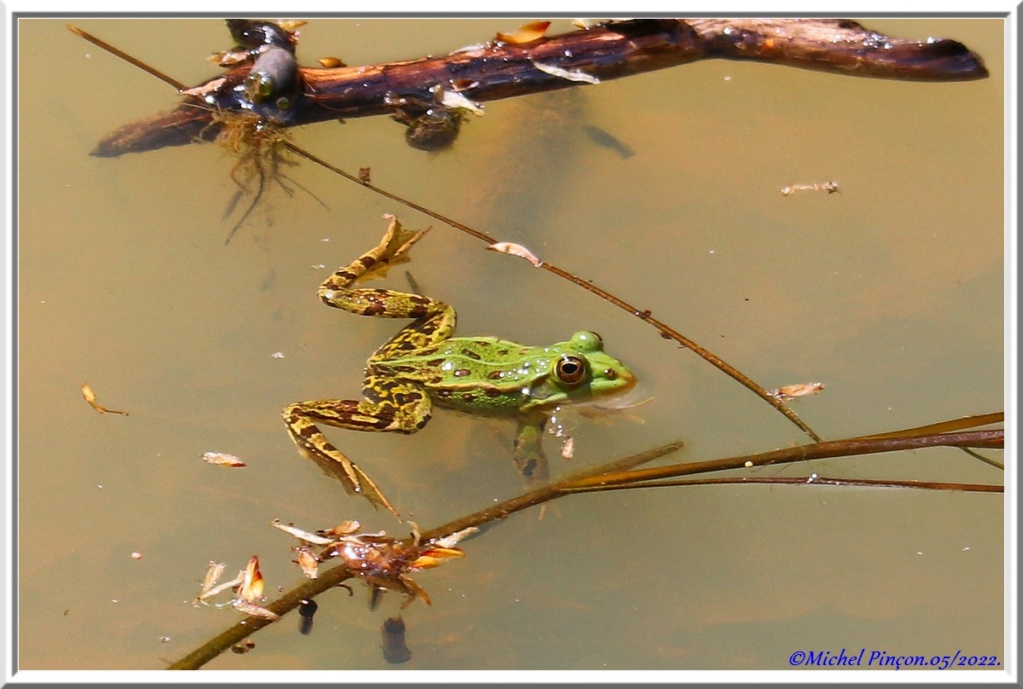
[522,331,636,412]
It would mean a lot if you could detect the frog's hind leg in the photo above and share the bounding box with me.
[318,217,457,359]
[317,216,433,312]
[319,218,424,290]
[282,385,432,516]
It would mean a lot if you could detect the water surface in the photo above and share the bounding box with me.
[16,17,1004,672]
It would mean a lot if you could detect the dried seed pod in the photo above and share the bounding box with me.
[487,242,543,267]
[237,556,265,602]
[232,599,281,621]
[197,562,236,601]
[271,519,334,545]
[319,520,362,537]
[201,451,246,467]
[770,382,825,400]
[780,181,839,196]
[532,60,600,84]
[293,547,320,579]
[433,526,478,549]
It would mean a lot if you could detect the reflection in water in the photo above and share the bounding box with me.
[461,88,590,236]
[298,599,318,636]
[582,124,636,159]
[381,616,413,664]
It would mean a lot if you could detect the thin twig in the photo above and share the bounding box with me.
[854,411,1003,439]
[958,447,1005,470]
[559,474,1004,494]
[563,429,1003,491]
[67,24,187,92]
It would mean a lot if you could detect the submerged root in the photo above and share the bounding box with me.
[206,110,311,244]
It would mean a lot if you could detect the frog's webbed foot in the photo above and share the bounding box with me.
[323,216,429,294]
[512,416,550,486]
[367,214,431,279]
[283,401,400,517]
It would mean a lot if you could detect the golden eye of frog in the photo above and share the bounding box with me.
[283,216,637,515]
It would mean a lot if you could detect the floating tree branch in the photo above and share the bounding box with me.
[168,415,1001,670]
[81,18,989,157]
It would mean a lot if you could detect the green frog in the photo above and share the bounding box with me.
[283,216,637,515]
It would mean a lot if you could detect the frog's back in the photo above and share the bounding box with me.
[369,336,547,417]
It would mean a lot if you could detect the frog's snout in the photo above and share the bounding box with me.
[607,364,637,393]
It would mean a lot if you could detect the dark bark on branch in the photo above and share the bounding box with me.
[91,18,988,157]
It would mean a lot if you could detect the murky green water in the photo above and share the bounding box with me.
[16,17,1004,672]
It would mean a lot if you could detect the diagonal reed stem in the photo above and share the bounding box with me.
[563,429,1003,491]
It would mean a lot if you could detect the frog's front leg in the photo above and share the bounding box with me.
[512,414,550,485]
[282,379,432,517]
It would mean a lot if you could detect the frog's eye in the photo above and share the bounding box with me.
[555,355,588,386]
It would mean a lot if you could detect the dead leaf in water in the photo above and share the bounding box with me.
[201,451,246,467]
[496,20,550,44]
[81,383,129,416]
[237,555,265,602]
[770,382,825,400]
[532,60,601,84]
[487,241,543,267]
